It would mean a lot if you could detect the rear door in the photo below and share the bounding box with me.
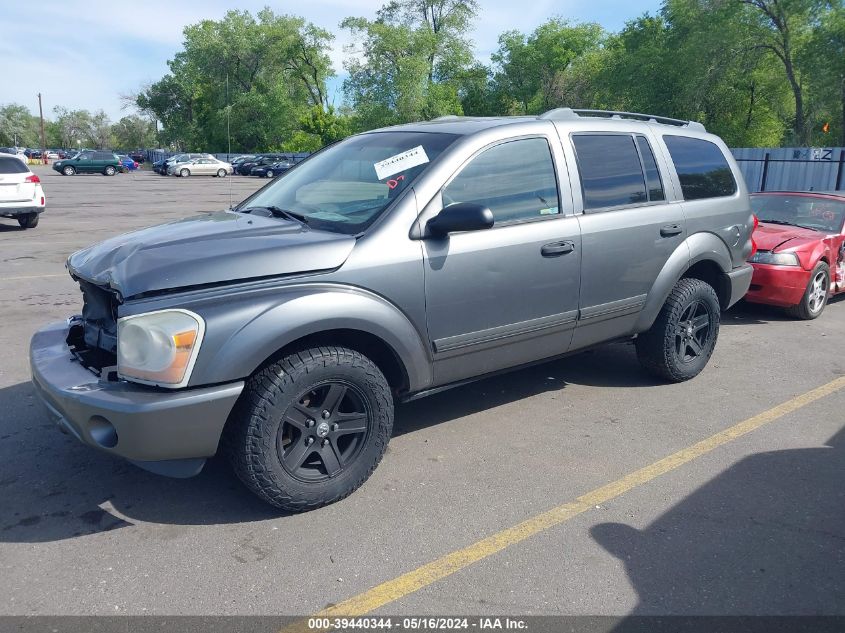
[559,130,686,350]
[0,156,32,203]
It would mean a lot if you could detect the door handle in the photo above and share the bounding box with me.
[541,241,575,257]
[660,224,683,237]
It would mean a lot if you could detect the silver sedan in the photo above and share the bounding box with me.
[171,157,233,177]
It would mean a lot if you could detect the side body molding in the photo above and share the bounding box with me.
[633,232,733,333]
[186,284,433,392]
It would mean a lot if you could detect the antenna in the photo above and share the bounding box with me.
[226,72,233,210]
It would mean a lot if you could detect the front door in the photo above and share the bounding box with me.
[423,136,582,386]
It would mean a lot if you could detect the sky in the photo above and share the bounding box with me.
[0,0,661,121]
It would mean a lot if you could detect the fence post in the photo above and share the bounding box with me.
[836,150,845,192]
[760,152,770,192]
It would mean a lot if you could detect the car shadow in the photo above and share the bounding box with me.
[394,341,657,437]
[720,300,795,325]
[0,223,26,233]
[591,425,845,618]
[0,342,662,542]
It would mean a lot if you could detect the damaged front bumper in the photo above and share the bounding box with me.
[30,321,244,478]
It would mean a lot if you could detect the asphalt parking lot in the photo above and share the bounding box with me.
[1,166,843,618]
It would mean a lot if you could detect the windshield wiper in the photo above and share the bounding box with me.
[758,219,796,226]
[239,206,309,226]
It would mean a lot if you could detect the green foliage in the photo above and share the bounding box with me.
[136,9,334,152]
[490,19,605,114]
[123,0,845,149]
[112,114,157,149]
[342,0,477,128]
[0,103,41,147]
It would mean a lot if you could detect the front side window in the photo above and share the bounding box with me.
[664,135,737,200]
[442,138,560,224]
[241,131,459,234]
[572,134,648,210]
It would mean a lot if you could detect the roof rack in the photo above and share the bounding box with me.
[539,108,706,132]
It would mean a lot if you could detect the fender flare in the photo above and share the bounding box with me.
[633,232,732,332]
[191,284,433,392]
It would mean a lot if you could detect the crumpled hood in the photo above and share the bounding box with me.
[753,222,825,252]
[67,211,355,298]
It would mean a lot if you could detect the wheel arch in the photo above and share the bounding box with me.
[189,285,432,394]
[634,232,733,332]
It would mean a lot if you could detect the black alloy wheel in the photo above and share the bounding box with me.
[277,381,371,481]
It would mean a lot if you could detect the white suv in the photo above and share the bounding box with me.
[0,155,45,229]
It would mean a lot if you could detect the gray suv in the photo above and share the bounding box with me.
[30,109,754,510]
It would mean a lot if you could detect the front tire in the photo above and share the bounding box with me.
[180,168,189,178]
[62,166,75,176]
[104,165,116,176]
[786,262,829,320]
[17,213,39,229]
[266,170,274,178]
[217,169,227,178]
[635,278,720,382]
[226,346,394,511]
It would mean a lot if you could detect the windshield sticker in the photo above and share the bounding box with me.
[374,146,429,181]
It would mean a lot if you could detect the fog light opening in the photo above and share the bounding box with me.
[88,416,118,448]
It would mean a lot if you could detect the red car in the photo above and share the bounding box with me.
[745,191,845,319]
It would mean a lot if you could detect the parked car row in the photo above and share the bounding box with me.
[152,153,234,177]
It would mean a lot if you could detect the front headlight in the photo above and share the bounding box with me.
[117,309,205,388]
[749,250,800,266]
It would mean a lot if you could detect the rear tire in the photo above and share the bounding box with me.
[62,166,75,176]
[180,168,189,178]
[635,278,720,382]
[225,346,393,511]
[787,262,829,320]
[266,170,274,178]
[217,169,226,178]
[17,213,39,229]
[104,165,116,176]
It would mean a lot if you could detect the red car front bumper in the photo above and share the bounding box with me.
[744,263,811,308]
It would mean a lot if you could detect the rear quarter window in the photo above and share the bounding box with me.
[0,156,28,174]
[663,135,737,200]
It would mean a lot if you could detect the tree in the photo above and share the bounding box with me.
[342,0,477,128]
[136,9,334,151]
[803,4,845,145]
[0,104,40,147]
[51,107,94,149]
[736,0,822,144]
[491,19,605,114]
[112,114,157,149]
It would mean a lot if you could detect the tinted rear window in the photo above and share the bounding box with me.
[95,152,115,160]
[572,134,647,209]
[0,156,28,174]
[663,136,736,200]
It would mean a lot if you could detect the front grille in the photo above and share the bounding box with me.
[66,280,119,375]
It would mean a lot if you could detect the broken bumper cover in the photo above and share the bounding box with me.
[30,321,244,478]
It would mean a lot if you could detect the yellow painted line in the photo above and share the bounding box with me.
[284,375,845,628]
[0,273,67,281]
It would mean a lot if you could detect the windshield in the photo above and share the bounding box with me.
[240,131,459,234]
[751,195,845,233]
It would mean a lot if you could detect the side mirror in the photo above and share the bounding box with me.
[427,202,494,237]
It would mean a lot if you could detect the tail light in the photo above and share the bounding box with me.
[749,214,759,258]
[25,174,40,184]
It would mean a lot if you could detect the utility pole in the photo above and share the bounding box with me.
[37,93,47,164]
